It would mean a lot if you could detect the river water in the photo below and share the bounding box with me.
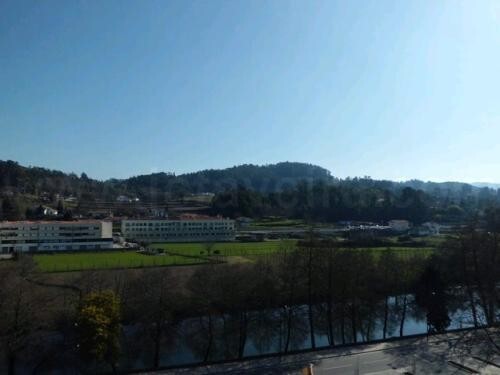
[117,292,483,372]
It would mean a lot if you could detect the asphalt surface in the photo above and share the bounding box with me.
[157,329,500,375]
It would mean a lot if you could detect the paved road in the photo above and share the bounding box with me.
[313,343,457,374]
[158,329,500,375]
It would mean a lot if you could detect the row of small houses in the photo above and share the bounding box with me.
[346,220,443,240]
[388,220,441,235]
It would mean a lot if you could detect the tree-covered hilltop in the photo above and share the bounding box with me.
[0,160,334,219]
[115,162,334,197]
[0,160,104,197]
[1,159,499,222]
[178,162,334,192]
[0,160,332,199]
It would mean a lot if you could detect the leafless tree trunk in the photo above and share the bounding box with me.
[460,240,479,327]
[383,296,389,339]
[237,311,248,359]
[306,246,316,349]
[350,301,357,343]
[326,248,335,346]
[203,314,213,362]
[340,305,346,345]
[399,294,407,337]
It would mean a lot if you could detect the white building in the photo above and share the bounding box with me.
[388,219,410,232]
[150,208,167,218]
[0,221,113,253]
[121,217,235,243]
[421,222,440,235]
[42,206,59,217]
[236,217,253,227]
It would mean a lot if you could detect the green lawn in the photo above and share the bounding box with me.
[252,219,305,227]
[151,240,297,257]
[34,241,296,272]
[150,241,434,259]
[33,241,434,272]
[346,246,435,258]
[34,251,207,272]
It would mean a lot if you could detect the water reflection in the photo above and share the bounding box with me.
[32,290,484,374]
[120,292,481,370]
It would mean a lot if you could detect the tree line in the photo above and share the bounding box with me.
[211,181,500,224]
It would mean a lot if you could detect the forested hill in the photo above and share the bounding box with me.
[2,159,500,222]
[121,162,334,195]
[0,160,105,197]
[1,159,497,200]
[0,160,333,198]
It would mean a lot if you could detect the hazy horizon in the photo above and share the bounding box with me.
[1,1,499,182]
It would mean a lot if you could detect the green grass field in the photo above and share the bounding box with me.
[151,240,297,257]
[34,241,296,272]
[33,240,436,272]
[346,246,435,259]
[152,241,435,259]
[251,219,306,227]
[34,251,207,272]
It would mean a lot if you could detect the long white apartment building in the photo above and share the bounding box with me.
[0,221,113,253]
[121,216,235,242]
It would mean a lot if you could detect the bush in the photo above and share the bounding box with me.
[398,235,412,242]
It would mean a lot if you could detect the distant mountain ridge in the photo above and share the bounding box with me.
[471,182,500,189]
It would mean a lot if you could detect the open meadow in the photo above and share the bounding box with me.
[33,239,438,272]
[34,251,208,272]
[150,240,297,257]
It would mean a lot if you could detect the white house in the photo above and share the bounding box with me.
[421,222,440,235]
[150,208,167,218]
[42,206,59,217]
[388,219,410,232]
[236,217,253,227]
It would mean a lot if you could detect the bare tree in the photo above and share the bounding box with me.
[0,257,50,375]
[377,249,398,339]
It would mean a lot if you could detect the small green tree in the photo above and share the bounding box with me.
[76,290,121,372]
[204,242,215,256]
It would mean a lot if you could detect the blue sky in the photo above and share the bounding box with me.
[1,0,499,182]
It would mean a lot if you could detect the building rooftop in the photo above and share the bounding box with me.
[0,220,109,225]
[123,215,232,222]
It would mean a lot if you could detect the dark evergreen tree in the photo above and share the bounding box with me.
[414,262,450,334]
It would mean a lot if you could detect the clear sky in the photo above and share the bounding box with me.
[1,0,499,182]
